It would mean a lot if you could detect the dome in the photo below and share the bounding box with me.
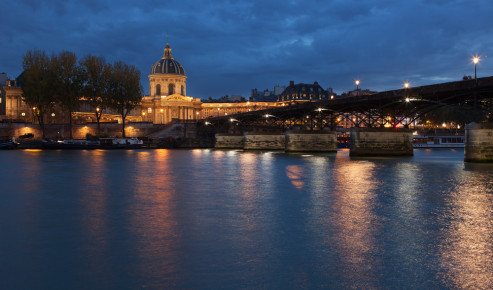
[150,44,186,76]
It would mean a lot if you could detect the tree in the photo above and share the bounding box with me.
[20,50,56,139]
[80,55,110,137]
[51,51,85,139]
[107,61,143,138]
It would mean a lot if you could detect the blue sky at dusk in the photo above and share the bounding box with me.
[2,0,493,98]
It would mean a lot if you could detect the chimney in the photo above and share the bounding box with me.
[289,80,294,87]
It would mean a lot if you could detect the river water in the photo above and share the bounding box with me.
[0,148,492,289]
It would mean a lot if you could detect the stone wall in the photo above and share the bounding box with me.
[285,130,337,152]
[350,128,413,156]
[464,122,493,162]
[243,133,285,150]
[0,123,158,140]
[214,134,244,149]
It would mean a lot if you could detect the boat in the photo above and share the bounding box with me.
[100,137,143,149]
[43,139,101,149]
[0,137,17,150]
[413,135,464,148]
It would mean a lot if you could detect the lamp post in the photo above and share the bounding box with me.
[355,79,360,91]
[404,82,410,128]
[404,82,410,102]
[472,56,480,110]
[473,56,479,84]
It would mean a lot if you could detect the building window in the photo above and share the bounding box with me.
[169,84,175,95]
[156,84,161,96]
[181,85,184,95]
[148,108,152,113]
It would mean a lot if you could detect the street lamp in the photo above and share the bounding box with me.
[355,79,360,91]
[473,56,480,84]
[404,82,410,102]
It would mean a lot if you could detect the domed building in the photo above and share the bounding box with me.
[141,42,202,124]
[149,43,186,96]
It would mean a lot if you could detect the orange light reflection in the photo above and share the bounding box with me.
[330,155,378,288]
[286,165,305,189]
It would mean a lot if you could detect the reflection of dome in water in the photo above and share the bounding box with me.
[150,44,185,76]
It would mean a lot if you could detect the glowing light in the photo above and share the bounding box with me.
[96,107,100,112]
[404,82,410,89]
[160,109,164,112]
[473,56,480,64]
[330,95,334,99]
[21,112,25,116]
[405,97,410,102]
[442,122,447,128]
[355,80,360,86]
[51,113,55,117]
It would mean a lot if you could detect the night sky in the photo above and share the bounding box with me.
[2,0,493,98]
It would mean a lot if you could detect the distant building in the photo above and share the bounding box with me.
[274,85,286,96]
[251,85,286,102]
[276,80,330,104]
[345,89,376,97]
[229,95,244,102]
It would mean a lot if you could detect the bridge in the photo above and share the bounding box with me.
[198,76,493,162]
[206,76,493,131]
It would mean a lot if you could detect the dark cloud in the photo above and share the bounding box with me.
[2,0,492,97]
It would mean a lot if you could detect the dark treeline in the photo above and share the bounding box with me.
[20,50,143,139]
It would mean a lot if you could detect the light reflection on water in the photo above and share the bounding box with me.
[331,154,379,288]
[0,148,492,288]
[438,169,493,289]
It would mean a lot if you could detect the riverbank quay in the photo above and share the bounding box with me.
[1,136,214,150]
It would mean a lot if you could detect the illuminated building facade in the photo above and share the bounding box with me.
[0,73,32,121]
